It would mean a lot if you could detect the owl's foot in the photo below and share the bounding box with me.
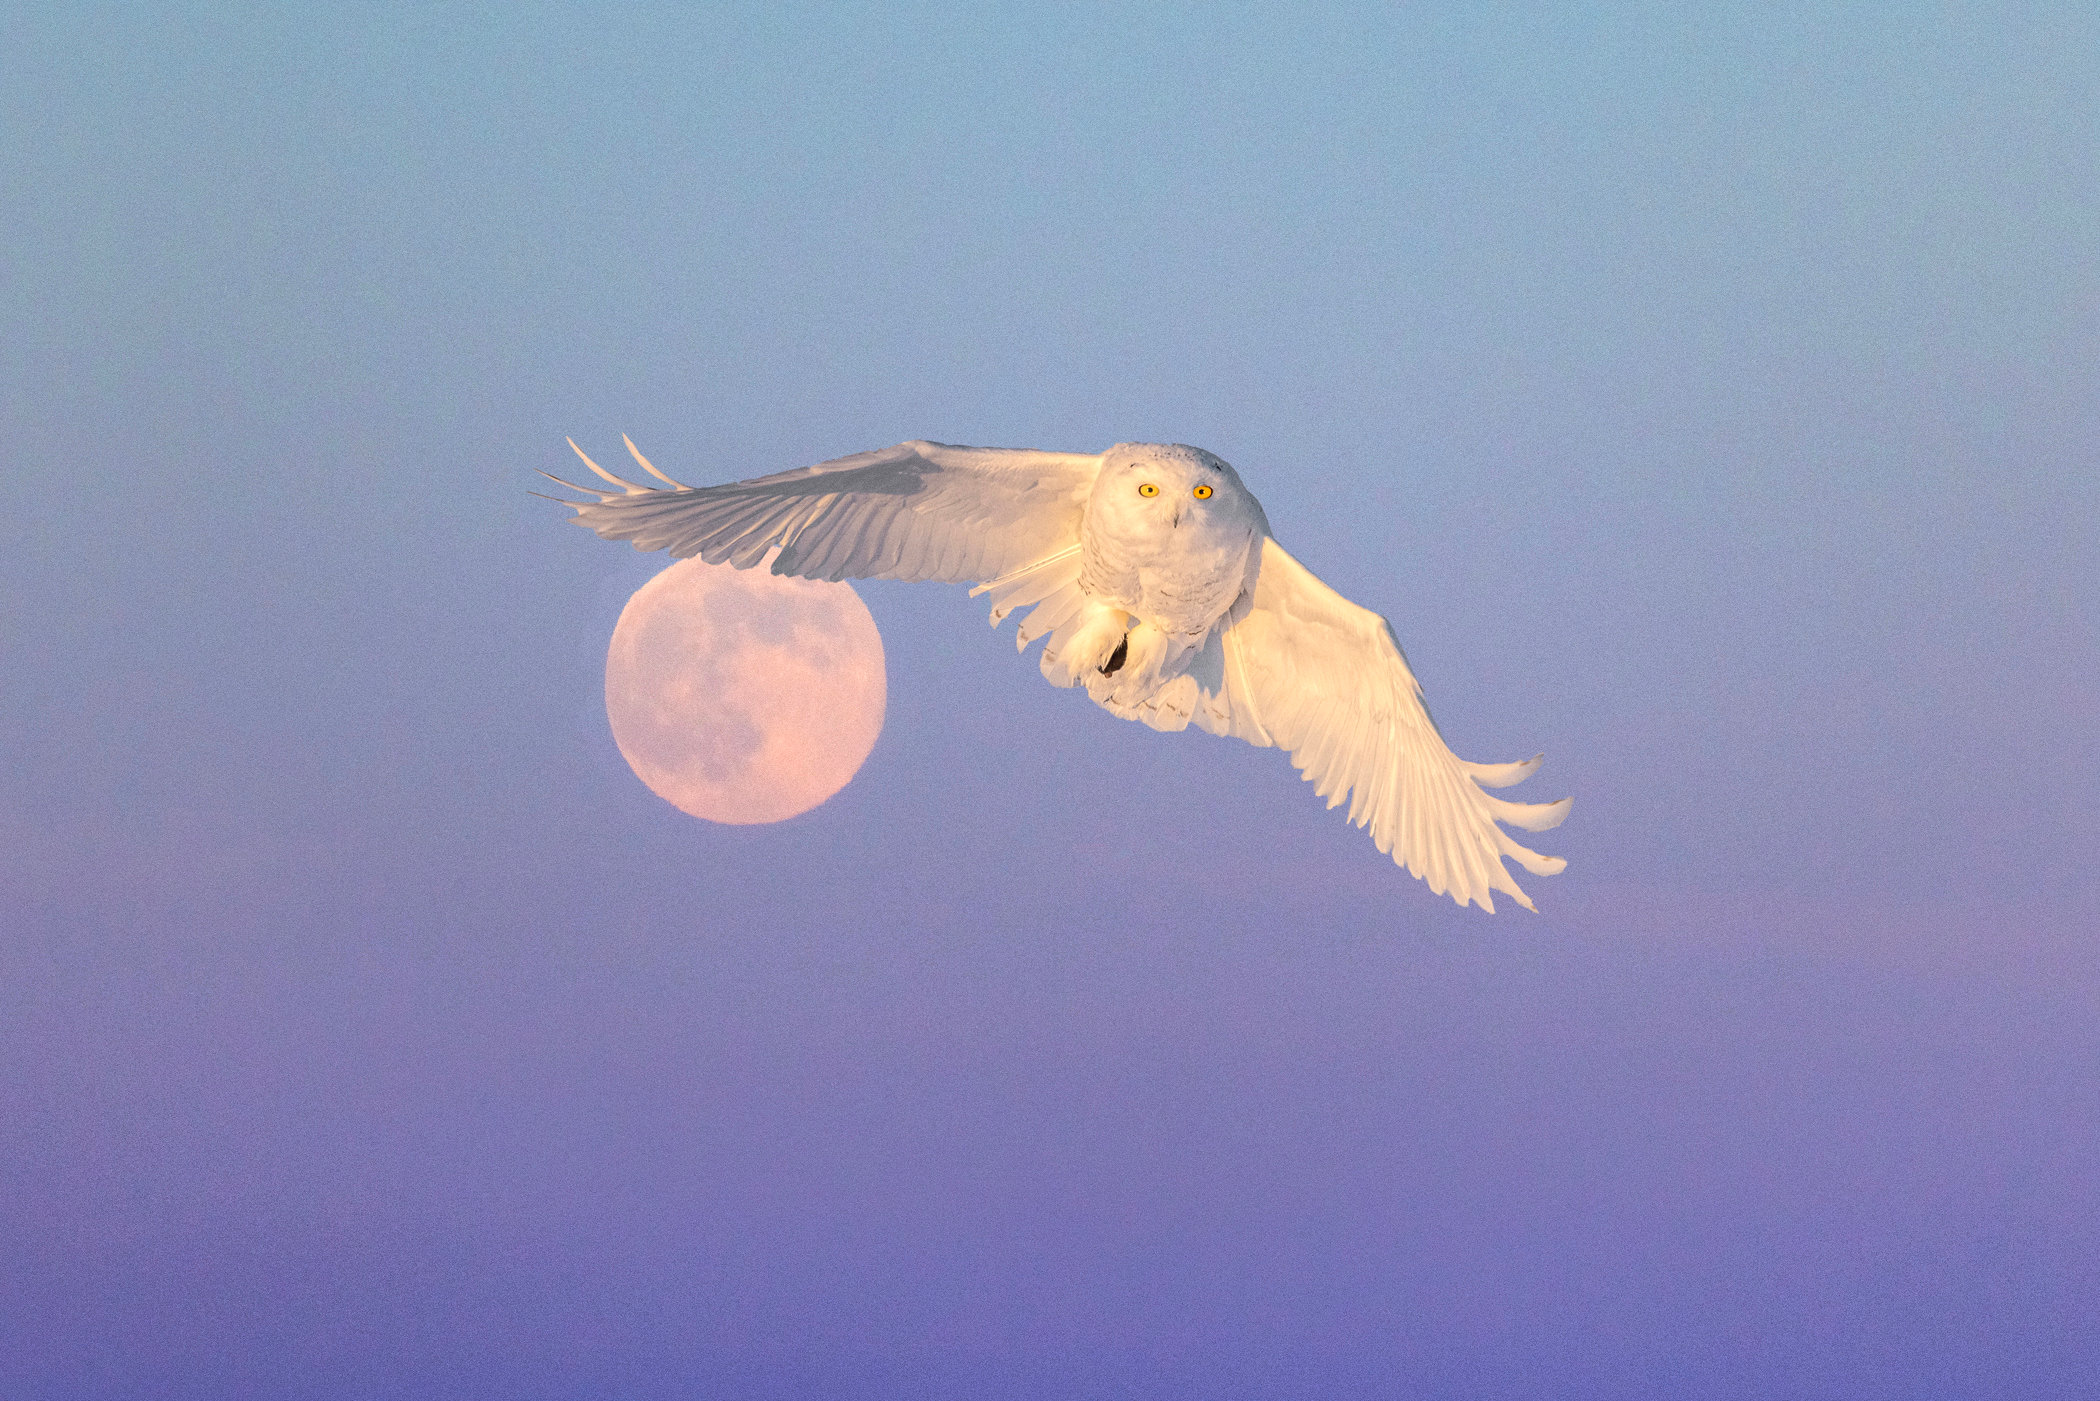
[1040,604,1132,687]
[1085,622,1183,704]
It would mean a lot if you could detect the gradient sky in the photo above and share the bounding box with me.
[3,4,2096,1398]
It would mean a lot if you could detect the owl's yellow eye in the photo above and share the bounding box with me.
[1192,484,1213,499]
[1137,482,1159,497]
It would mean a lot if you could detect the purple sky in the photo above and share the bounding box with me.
[3,4,2096,1397]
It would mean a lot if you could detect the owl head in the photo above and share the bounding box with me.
[1088,442,1266,539]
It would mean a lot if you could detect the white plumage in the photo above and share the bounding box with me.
[547,436,1570,911]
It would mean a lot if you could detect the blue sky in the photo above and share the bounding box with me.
[3,4,2096,1397]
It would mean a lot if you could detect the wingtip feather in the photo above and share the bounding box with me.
[622,434,692,489]
[568,437,646,493]
[1467,753,1545,788]
[536,469,608,500]
[1483,793,1573,833]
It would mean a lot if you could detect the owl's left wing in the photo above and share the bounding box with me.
[1207,538,1570,912]
[546,437,1102,584]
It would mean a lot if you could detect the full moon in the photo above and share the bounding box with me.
[604,556,887,824]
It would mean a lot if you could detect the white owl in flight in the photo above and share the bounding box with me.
[547,436,1570,911]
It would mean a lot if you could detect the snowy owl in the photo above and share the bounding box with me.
[546,437,1570,911]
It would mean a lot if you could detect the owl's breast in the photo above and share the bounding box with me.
[1080,514,1260,639]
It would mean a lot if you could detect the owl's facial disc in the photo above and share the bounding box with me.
[1092,442,1246,536]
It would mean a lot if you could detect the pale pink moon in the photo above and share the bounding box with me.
[604,557,887,824]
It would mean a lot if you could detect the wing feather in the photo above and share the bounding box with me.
[621,434,691,489]
[551,439,1103,585]
[1218,538,1569,912]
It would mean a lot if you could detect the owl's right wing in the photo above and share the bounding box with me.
[546,437,1103,584]
[1209,538,1570,912]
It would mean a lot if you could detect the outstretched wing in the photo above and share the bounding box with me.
[1207,538,1570,912]
[546,437,1103,583]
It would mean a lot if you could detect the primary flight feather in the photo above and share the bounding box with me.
[547,436,1570,912]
